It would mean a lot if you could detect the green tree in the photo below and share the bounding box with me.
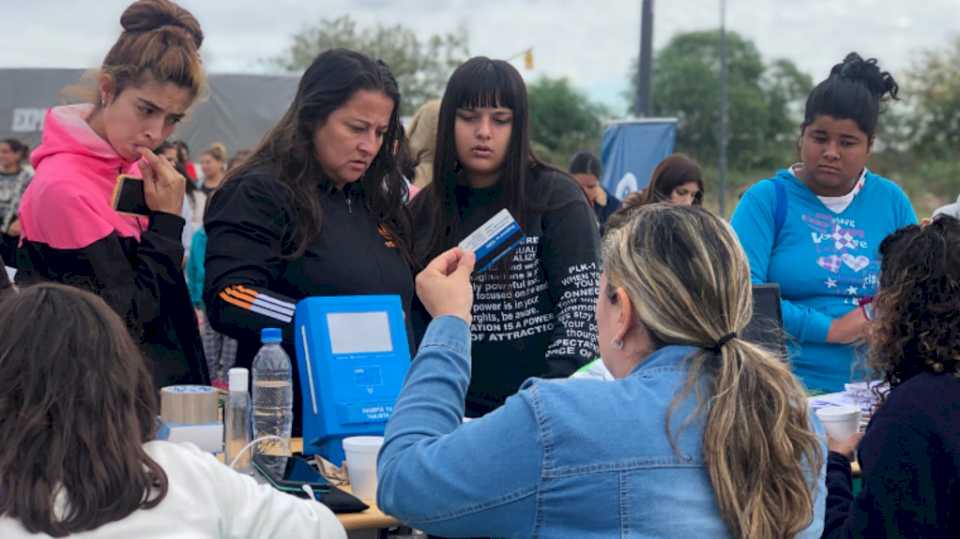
[527,76,606,167]
[629,30,812,170]
[905,36,960,160]
[271,16,469,114]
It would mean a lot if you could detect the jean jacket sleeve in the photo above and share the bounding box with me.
[377,316,542,537]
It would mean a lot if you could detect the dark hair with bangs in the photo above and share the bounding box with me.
[224,48,413,262]
[410,56,551,266]
[803,52,899,140]
[0,283,167,536]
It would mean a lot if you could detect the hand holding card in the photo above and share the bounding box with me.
[458,209,525,273]
[416,248,476,324]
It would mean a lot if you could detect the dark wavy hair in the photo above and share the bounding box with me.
[869,216,960,394]
[410,56,553,267]
[635,153,705,206]
[0,284,167,536]
[225,48,412,262]
[803,52,899,140]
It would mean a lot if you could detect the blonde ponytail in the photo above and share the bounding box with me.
[602,204,823,538]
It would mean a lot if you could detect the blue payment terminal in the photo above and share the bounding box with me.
[294,295,411,464]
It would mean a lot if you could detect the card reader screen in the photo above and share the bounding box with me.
[326,311,393,354]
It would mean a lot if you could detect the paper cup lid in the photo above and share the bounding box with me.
[343,436,384,452]
[816,405,860,419]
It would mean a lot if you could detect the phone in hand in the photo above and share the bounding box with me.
[252,454,331,492]
[112,174,150,216]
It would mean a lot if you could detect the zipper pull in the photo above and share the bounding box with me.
[346,194,353,214]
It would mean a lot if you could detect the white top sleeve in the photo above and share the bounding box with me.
[155,442,347,539]
[0,441,347,538]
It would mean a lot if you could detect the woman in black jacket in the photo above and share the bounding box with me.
[822,216,960,538]
[203,49,414,430]
[409,57,601,417]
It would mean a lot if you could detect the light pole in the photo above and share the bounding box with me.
[718,0,729,216]
[637,0,654,117]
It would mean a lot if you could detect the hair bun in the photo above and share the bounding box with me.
[207,142,228,161]
[120,0,203,49]
[830,52,899,100]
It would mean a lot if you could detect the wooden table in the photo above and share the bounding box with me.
[220,439,401,532]
[288,439,401,531]
[335,486,400,531]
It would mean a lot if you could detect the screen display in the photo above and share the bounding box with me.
[254,455,329,488]
[327,311,393,354]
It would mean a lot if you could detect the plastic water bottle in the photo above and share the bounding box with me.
[252,328,293,456]
[224,367,252,474]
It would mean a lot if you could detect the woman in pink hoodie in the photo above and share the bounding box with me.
[15,0,209,387]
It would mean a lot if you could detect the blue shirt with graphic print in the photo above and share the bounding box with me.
[731,169,916,392]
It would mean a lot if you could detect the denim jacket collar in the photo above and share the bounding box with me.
[628,344,702,377]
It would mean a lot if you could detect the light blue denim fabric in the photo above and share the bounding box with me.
[378,316,827,538]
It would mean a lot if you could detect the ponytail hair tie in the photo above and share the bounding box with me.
[709,332,738,353]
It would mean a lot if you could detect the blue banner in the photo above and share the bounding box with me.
[600,120,677,200]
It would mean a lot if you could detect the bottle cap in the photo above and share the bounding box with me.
[228,368,249,392]
[260,327,282,344]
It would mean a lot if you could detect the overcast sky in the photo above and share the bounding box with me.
[5,0,957,114]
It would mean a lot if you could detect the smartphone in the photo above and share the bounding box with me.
[252,454,330,492]
[112,174,150,216]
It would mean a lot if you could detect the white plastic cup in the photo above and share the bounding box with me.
[816,405,862,441]
[343,436,384,500]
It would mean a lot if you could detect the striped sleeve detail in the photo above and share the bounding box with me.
[218,285,295,324]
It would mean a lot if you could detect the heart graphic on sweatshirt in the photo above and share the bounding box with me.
[817,255,842,273]
[842,254,870,272]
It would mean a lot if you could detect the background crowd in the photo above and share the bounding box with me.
[0,0,957,538]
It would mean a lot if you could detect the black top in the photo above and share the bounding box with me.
[17,213,209,387]
[593,188,622,231]
[203,171,415,429]
[412,168,601,416]
[0,254,11,292]
[823,371,960,538]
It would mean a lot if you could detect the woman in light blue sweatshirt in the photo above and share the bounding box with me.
[731,53,916,393]
[379,204,826,538]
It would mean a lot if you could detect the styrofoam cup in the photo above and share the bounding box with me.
[816,405,861,440]
[343,436,384,500]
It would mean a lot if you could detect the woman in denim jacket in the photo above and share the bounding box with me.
[379,204,827,538]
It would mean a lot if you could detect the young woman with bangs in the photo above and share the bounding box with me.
[409,57,602,418]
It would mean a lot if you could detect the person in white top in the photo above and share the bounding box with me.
[0,279,345,539]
